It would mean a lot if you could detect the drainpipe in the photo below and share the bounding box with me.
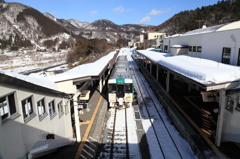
[74,92,81,142]
[215,89,226,146]
[230,34,236,65]
[99,75,102,93]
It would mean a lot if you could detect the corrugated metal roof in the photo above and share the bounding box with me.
[181,24,225,36]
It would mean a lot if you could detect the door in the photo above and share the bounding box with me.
[117,85,124,98]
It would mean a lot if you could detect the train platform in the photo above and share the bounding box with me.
[136,58,240,159]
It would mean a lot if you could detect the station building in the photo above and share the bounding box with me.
[135,20,240,148]
[163,20,240,66]
[160,21,240,146]
[0,71,74,159]
[0,49,119,159]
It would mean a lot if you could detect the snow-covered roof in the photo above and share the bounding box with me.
[0,69,58,91]
[146,48,155,51]
[137,51,240,85]
[159,56,240,84]
[30,50,118,82]
[173,21,240,37]
[137,50,172,62]
[181,24,225,36]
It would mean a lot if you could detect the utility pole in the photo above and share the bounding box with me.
[195,20,203,29]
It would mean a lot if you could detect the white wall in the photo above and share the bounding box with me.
[221,93,240,143]
[202,29,240,65]
[56,80,77,94]
[0,84,72,159]
[163,28,240,66]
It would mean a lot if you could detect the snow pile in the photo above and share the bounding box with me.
[137,50,240,84]
[0,69,58,90]
[159,56,240,84]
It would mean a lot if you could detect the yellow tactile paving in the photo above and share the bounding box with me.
[74,96,103,159]
[80,120,90,125]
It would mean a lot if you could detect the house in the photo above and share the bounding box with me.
[163,20,240,66]
[0,70,74,159]
[147,32,166,49]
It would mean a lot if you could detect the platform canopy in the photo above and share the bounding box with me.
[137,50,240,90]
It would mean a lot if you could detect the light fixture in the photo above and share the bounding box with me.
[213,108,219,114]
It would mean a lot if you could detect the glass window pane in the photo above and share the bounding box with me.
[197,46,202,52]
[193,46,196,52]
[109,84,116,93]
[188,46,192,51]
[0,97,9,120]
[125,84,132,93]
[222,48,231,64]
[37,99,45,116]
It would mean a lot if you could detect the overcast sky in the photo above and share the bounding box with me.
[7,0,220,26]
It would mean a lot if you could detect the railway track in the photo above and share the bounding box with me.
[127,53,196,159]
[97,108,129,159]
[97,50,196,159]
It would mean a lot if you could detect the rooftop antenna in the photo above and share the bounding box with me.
[195,20,203,29]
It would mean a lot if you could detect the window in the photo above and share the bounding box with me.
[48,100,55,116]
[237,48,240,66]
[193,46,196,52]
[222,47,231,64]
[0,93,17,121]
[37,98,45,116]
[125,84,132,93]
[226,97,234,113]
[37,98,47,121]
[108,84,116,93]
[65,101,69,114]
[197,46,202,52]
[58,101,64,117]
[22,96,34,119]
[164,45,168,52]
[188,46,192,51]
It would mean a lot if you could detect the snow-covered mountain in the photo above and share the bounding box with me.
[58,18,152,43]
[0,1,152,49]
[0,2,72,49]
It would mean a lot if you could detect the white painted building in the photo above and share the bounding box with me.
[163,20,240,66]
[0,71,74,159]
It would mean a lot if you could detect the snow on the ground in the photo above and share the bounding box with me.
[126,106,141,159]
[137,50,240,85]
[0,51,67,73]
[126,49,198,159]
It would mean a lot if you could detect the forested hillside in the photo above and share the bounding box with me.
[154,0,240,35]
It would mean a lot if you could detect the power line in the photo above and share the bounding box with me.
[195,20,204,29]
